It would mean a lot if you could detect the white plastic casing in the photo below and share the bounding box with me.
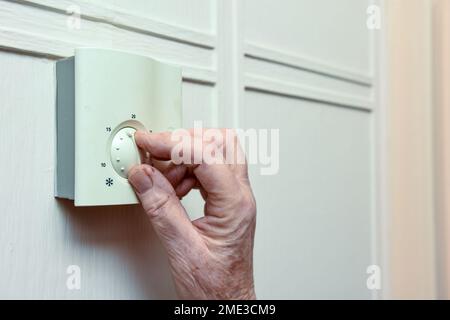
[55,48,182,206]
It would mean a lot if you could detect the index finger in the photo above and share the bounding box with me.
[134,130,180,160]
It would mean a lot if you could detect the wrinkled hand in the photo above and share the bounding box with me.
[128,129,256,300]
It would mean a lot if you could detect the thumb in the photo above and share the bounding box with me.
[128,164,201,252]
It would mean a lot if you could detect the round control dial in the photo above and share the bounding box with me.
[110,127,140,179]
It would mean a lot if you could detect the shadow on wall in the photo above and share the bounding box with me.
[56,199,176,299]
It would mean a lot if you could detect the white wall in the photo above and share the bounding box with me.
[242,0,378,299]
[0,0,380,299]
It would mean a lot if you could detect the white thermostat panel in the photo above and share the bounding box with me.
[55,48,182,206]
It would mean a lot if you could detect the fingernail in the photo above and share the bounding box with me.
[128,166,153,193]
[134,130,144,138]
[135,129,150,139]
[134,131,145,147]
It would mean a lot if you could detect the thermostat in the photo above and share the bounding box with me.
[55,48,182,206]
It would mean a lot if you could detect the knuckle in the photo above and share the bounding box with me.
[238,193,257,218]
[143,192,175,218]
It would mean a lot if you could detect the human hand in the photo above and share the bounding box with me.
[128,129,256,300]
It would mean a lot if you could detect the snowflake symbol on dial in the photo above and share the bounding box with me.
[105,178,113,187]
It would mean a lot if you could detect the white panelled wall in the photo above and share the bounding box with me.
[0,0,381,299]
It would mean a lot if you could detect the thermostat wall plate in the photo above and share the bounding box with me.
[55,48,182,206]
